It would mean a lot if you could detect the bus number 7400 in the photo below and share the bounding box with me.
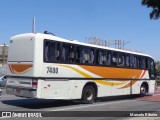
[47,67,58,74]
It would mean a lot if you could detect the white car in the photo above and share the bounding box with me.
[0,75,6,87]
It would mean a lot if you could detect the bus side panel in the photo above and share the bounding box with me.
[39,80,76,99]
[148,80,155,94]
[36,79,43,98]
[32,35,44,77]
[128,81,141,94]
[97,82,131,97]
[96,83,112,97]
[74,80,131,98]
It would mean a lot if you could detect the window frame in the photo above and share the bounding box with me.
[111,51,118,67]
[130,54,138,68]
[44,40,56,63]
[43,39,153,71]
[117,52,125,67]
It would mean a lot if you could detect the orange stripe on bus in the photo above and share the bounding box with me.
[9,64,32,73]
[59,65,127,86]
[79,65,142,79]
[119,70,146,89]
[9,64,15,74]
[59,65,147,88]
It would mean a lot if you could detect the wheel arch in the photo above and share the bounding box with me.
[82,82,98,98]
[140,82,149,93]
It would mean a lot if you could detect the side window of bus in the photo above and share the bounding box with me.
[145,57,149,69]
[83,47,91,64]
[142,57,146,69]
[130,55,137,68]
[44,41,55,62]
[118,53,125,67]
[68,45,75,63]
[61,43,68,62]
[81,47,95,64]
[126,54,130,67]
[76,46,82,63]
[146,57,151,70]
[150,59,155,79]
[98,50,107,65]
[138,57,146,69]
[102,51,107,65]
[106,51,111,66]
[112,52,118,66]
[90,48,95,64]
[55,43,61,62]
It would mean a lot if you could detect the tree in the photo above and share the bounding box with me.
[155,61,160,77]
[158,67,160,76]
[142,0,160,19]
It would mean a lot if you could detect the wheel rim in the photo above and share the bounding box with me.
[141,86,146,94]
[85,90,93,101]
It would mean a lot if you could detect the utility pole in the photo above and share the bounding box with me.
[86,37,130,50]
[32,17,36,34]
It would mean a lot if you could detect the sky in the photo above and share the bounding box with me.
[0,0,160,61]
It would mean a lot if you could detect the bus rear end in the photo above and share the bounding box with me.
[6,33,39,98]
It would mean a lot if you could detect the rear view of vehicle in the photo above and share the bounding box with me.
[6,33,38,98]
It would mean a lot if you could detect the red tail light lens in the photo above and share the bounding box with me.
[32,79,38,89]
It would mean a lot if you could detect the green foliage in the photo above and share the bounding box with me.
[155,61,160,82]
[142,0,160,19]
[158,67,160,76]
[156,79,160,85]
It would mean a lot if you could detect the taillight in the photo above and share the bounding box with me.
[32,79,38,89]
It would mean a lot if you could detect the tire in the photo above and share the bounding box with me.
[82,86,96,104]
[140,85,147,96]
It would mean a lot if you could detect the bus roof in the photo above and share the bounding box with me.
[11,33,154,59]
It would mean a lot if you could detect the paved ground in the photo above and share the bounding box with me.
[138,86,160,102]
[0,86,159,120]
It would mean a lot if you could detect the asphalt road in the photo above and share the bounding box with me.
[0,87,160,120]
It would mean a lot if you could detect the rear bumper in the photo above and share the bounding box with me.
[6,86,37,98]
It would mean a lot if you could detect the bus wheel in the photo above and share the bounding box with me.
[140,85,147,96]
[82,86,96,104]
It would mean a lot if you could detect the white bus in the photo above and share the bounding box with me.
[6,32,156,103]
